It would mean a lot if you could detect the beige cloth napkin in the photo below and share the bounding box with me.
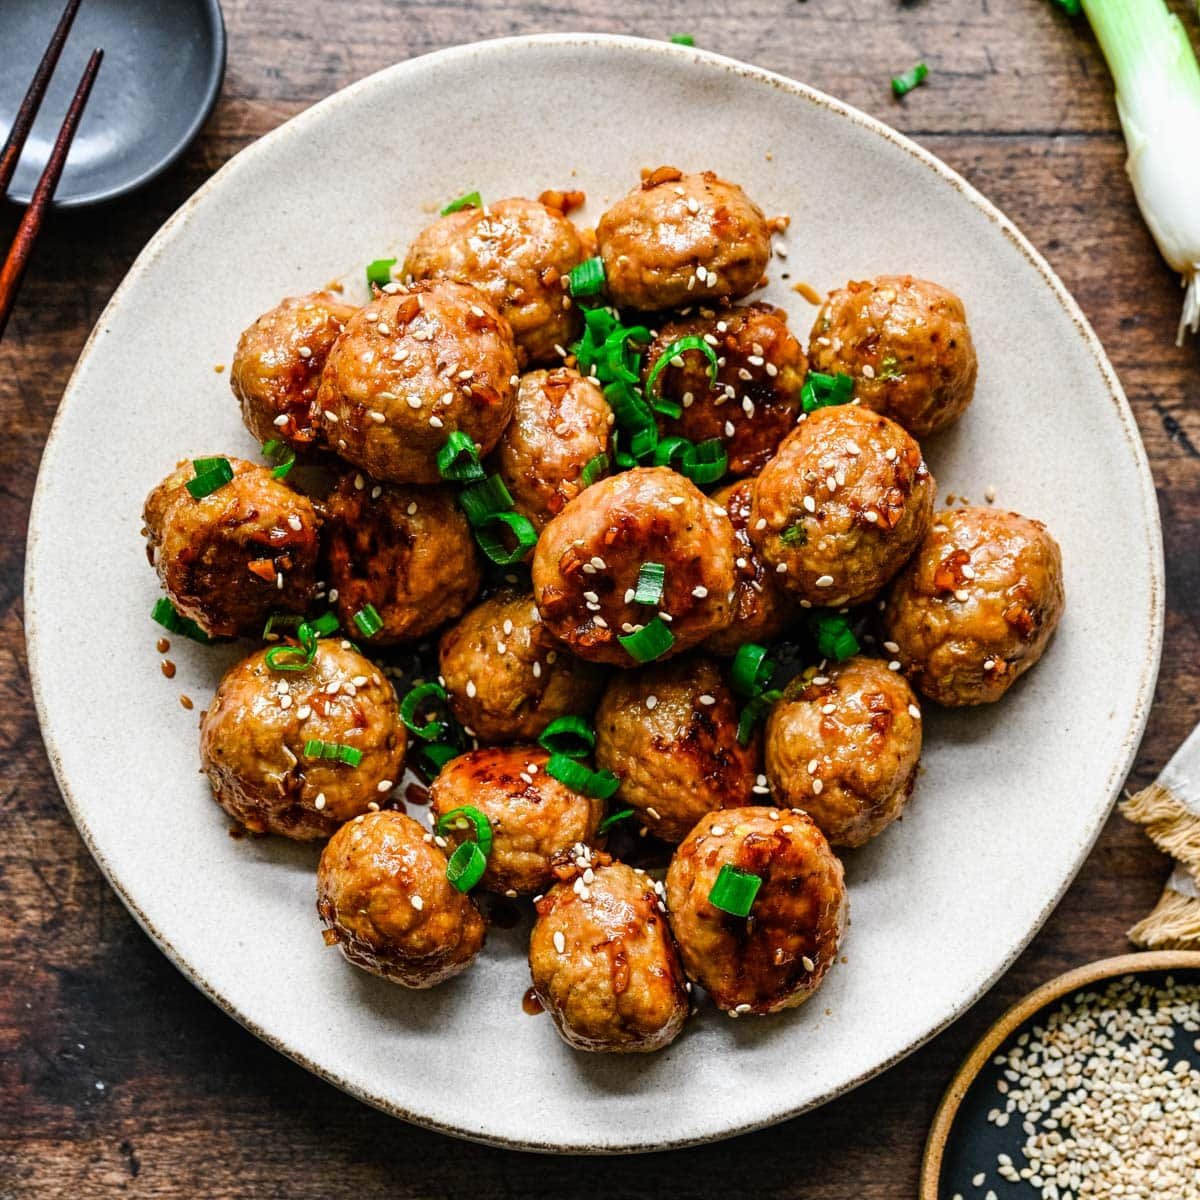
[1122,722,1200,948]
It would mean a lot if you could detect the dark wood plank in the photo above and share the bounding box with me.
[3,0,1199,1194]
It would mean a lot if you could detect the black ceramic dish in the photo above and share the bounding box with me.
[0,0,225,207]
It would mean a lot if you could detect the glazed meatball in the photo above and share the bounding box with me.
[529,860,689,1053]
[882,507,1065,706]
[594,657,758,842]
[808,276,977,439]
[532,466,738,666]
[665,807,847,1015]
[403,197,584,364]
[200,641,406,839]
[438,591,606,743]
[429,747,604,896]
[143,457,319,638]
[643,303,807,477]
[749,405,935,607]
[705,480,797,656]
[764,657,921,848]
[596,167,772,311]
[322,471,482,644]
[315,280,518,484]
[317,810,485,987]
[492,368,613,533]
[230,290,358,451]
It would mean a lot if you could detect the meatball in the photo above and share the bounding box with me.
[322,471,482,644]
[644,303,807,477]
[529,860,689,1053]
[808,276,977,439]
[665,807,847,1015]
[428,747,604,896]
[143,457,320,638]
[596,167,772,311]
[749,405,935,607]
[882,507,1065,706]
[200,640,406,840]
[438,591,606,743]
[492,368,613,533]
[317,810,485,987]
[532,466,738,666]
[594,657,758,842]
[315,280,518,484]
[403,197,584,364]
[705,480,797,655]
[764,657,921,848]
[230,290,358,451]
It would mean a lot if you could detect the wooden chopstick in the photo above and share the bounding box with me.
[0,0,86,197]
[0,49,103,341]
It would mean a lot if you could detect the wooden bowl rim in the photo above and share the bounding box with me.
[919,950,1200,1198]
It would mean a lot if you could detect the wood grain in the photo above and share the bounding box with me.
[3,0,1199,1194]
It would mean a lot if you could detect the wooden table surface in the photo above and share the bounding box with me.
[3,1,1198,1195]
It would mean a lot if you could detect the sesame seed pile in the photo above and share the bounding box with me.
[957,975,1200,1200]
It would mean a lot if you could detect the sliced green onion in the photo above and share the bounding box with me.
[400,682,454,742]
[150,597,212,644]
[537,716,596,759]
[628,424,660,461]
[437,431,485,482]
[263,612,337,671]
[611,429,637,471]
[545,754,621,800]
[809,613,860,663]
[473,510,538,564]
[736,688,782,746]
[440,190,481,215]
[708,864,762,918]
[435,804,494,858]
[669,33,695,45]
[644,335,720,402]
[186,457,234,499]
[653,436,693,472]
[891,62,929,98]
[365,257,396,289]
[1050,0,1081,14]
[262,613,302,640]
[261,439,296,479]
[458,474,514,526]
[414,741,460,777]
[353,603,383,638]
[801,371,855,414]
[618,616,675,663]
[601,325,650,385]
[598,807,635,833]
[731,642,776,698]
[633,561,666,606]
[445,840,487,891]
[580,452,609,487]
[303,739,364,767]
[687,438,728,485]
[308,611,340,637]
[568,256,606,298]
[604,379,655,434]
[780,522,807,546]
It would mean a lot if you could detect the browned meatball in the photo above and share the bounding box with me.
[705,480,797,655]
[529,860,689,1053]
[200,641,406,840]
[315,281,518,484]
[594,657,758,842]
[429,747,604,896]
[143,457,320,638]
[882,507,1065,706]
[438,591,606,743]
[596,167,772,311]
[403,197,584,364]
[317,810,485,987]
[749,405,935,607]
[532,466,737,666]
[809,276,977,439]
[764,657,921,848]
[644,303,806,477]
[665,808,847,1016]
[492,368,613,533]
[322,471,482,644]
[230,291,358,451]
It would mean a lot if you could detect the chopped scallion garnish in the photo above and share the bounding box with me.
[545,754,621,800]
[643,334,720,403]
[473,510,538,564]
[633,561,666,606]
[261,439,296,479]
[414,741,460,778]
[652,434,728,485]
[458,474,515,526]
[440,190,481,215]
[437,431,486,482]
[780,522,807,546]
[303,739,364,767]
[598,807,635,833]
[568,256,606,298]
[186,456,234,499]
[399,682,455,742]
[353,604,383,638]
[801,371,854,413]
[445,840,487,891]
[538,716,596,759]
[736,688,782,746]
[365,257,396,289]
[618,616,675,663]
[731,642,776,698]
[708,864,761,917]
[809,613,860,662]
[151,597,212,644]
[580,452,609,488]
[669,33,695,45]
[435,804,494,858]
[891,62,929,98]
[262,613,302,640]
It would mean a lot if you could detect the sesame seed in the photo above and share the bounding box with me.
[803,496,817,513]
[553,931,566,954]
[313,793,327,811]
[884,447,897,462]
[465,681,476,698]
[776,562,788,574]
[820,703,836,715]
[411,895,424,910]
[692,585,709,598]
[883,640,900,653]
[369,410,386,423]
[815,575,835,588]
[699,694,716,706]
[955,588,970,602]
[377,779,393,793]
[908,704,921,720]
[812,778,824,794]
[888,660,901,671]
[646,695,658,710]
[272,414,289,427]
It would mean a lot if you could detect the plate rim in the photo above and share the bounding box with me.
[24,32,1166,1154]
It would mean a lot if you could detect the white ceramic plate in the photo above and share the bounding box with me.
[26,35,1163,1153]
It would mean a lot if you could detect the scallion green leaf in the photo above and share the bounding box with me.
[435,804,494,858]
[736,687,782,746]
[303,739,364,767]
[708,864,761,917]
[598,807,635,833]
[151,597,212,644]
[568,256,606,298]
[538,716,596,759]
[437,431,485,482]
[441,191,482,215]
[399,682,455,742]
[545,754,621,800]
[644,335,720,403]
[891,62,929,98]
[801,371,854,413]
[580,452,609,488]
[669,33,695,45]
[261,439,296,479]
[731,642,776,698]
[633,561,666,606]
[366,257,396,289]
[618,616,675,663]
[414,741,460,777]
[186,457,234,499]
[809,613,860,663]
[353,604,383,638]
[445,840,487,891]
[473,510,538,564]
[458,474,514,526]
